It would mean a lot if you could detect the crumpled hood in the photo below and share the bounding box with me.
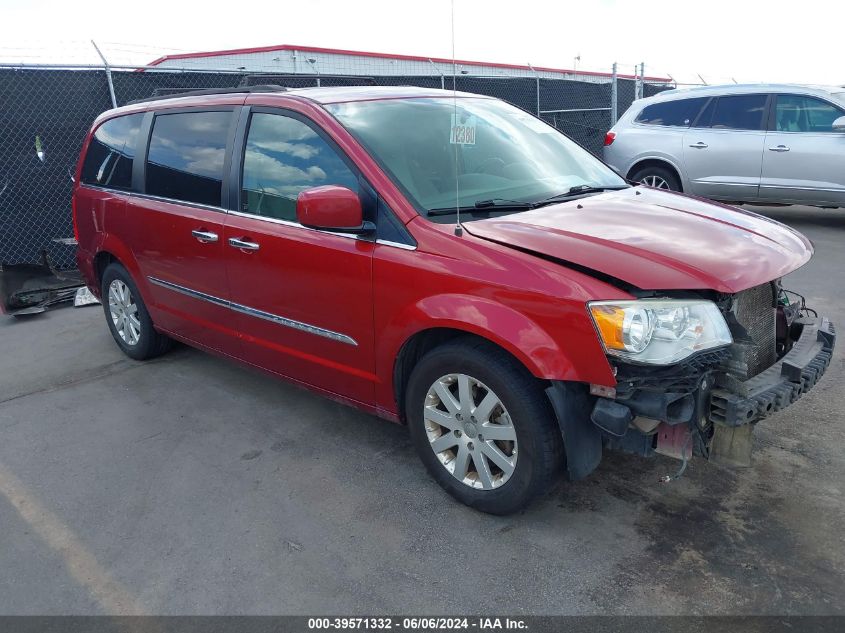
[462,188,813,293]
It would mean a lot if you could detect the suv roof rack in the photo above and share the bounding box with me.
[126,84,289,106]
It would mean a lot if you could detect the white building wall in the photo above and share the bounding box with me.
[152,48,620,84]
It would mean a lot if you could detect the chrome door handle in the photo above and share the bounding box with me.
[768,145,790,152]
[228,237,260,252]
[688,142,708,149]
[191,229,218,243]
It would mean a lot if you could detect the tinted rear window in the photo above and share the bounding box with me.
[145,111,232,206]
[80,113,144,190]
[706,94,768,131]
[635,98,707,127]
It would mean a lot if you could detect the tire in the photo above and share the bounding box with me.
[405,338,563,515]
[629,164,681,192]
[101,262,172,360]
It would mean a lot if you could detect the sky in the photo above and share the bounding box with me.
[0,0,842,86]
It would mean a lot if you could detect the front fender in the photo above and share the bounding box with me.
[381,293,581,383]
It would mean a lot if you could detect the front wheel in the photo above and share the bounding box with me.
[406,339,563,515]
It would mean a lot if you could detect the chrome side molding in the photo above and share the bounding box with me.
[147,276,358,346]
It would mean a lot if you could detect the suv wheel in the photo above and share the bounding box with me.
[406,339,563,515]
[101,262,172,360]
[630,165,681,191]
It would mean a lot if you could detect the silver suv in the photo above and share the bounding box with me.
[604,84,845,207]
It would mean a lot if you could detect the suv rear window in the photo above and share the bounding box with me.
[635,98,707,127]
[145,111,232,207]
[701,94,768,131]
[80,113,144,190]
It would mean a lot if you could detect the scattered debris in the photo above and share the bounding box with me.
[0,252,84,317]
[35,135,45,162]
[74,286,100,307]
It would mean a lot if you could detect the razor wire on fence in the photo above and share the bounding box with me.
[0,64,670,269]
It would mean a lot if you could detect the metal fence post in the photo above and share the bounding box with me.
[428,58,445,90]
[632,65,637,100]
[528,63,540,116]
[306,58,321,86]
[639,62,645,99]
[610,62,618,125]
[91,40,117,108]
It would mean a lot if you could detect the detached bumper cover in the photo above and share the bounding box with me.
[0,261,84,316]
[710,317,836,427]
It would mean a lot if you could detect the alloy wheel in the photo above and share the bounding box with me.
[423,373,517,490]
[108,279,141,346]
[641,175,670,189]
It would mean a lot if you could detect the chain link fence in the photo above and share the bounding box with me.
[0,64,669,269]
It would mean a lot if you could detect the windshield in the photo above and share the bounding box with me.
[326,97,626,219]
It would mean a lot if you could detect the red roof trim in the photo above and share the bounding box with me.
[145,44,671,82]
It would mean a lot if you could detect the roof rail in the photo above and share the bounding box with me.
[126,84,288,105]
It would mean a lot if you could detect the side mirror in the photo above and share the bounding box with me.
[296,185,374,235]
[833,116,845,132]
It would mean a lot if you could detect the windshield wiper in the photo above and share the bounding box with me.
[427,198,533,217]
[532,184,629,207]
[427,186,628,217]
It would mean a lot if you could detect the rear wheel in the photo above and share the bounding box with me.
[406,339,563,515]
[101,262,171,360]
[630,164,681,192]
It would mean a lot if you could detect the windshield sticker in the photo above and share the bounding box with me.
[450,114,477,145]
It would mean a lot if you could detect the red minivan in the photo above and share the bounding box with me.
[74,85,835,514]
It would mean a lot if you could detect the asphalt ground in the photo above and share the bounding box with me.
[0,205,843,615]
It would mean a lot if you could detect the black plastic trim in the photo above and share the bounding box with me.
[546,382,602,480]
[131,111,154,193]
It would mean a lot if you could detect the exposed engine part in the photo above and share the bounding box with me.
[723,281,778,379]
[780,287,818,318]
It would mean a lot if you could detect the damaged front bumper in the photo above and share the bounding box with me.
[705,316,835,467]
[709,317,835,426]
[552,316,836,479]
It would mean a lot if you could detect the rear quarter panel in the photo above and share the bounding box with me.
[606,123,688,186]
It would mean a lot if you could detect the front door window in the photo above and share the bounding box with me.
[774,95,844,133]
[240,112,359,222]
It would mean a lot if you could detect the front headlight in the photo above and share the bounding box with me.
[588,299,732,365]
